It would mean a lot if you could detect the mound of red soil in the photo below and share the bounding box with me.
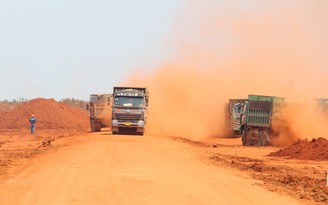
[0,98,90,131]
[269,137,328,160]
[0,103,12,112]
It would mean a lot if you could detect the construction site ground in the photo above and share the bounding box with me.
[0,129,327,205]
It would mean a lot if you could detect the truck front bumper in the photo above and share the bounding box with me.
[111,120,145,133]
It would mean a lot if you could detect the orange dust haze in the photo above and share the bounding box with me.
[124,1,328,143]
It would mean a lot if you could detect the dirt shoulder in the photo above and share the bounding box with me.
[172,137,328,205]
[0,129,87,181]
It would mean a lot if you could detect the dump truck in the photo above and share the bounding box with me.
[111,87,149,135]
[314,98,328,113]
[240,94,285,146]
[226,99,247,136]
[89,94,112,132]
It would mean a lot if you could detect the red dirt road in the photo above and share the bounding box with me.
[0,133,303,205]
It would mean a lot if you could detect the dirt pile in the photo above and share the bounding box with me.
[0,98,89,131]
[269,137,328,160]
[0,103,12,112]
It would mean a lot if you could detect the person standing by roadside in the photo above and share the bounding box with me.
[29,114,37,134]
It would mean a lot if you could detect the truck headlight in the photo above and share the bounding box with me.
[112,120,118,126]
[137,120,144,127]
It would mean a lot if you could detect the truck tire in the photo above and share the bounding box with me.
[247,128,252,145]
[233,130,241,137]
[257,130,262,146]
[246,127,252,146]
[90,119,96,132]
[95,122,101,132]
[91,121,101,132]
[262,130,269,146]
[241,129,247,145]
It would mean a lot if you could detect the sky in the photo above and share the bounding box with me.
[1,0,327,102]
[0,0,184,101]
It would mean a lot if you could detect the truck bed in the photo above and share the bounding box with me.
[246,100,272,127]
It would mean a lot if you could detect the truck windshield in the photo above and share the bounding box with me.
[114,96,144,107]
[90,95,99,103]
[233,104,242,114]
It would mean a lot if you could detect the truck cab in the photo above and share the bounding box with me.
[227,99,247,136]
[111,87,149,135]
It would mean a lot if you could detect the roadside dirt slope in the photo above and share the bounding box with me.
[172,137,328,204]
[269,137,328,160]
[0,98,89,131]
[0,103,12,112]
[0,129,83,180]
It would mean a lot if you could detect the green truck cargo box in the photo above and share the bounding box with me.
[241,94,285,146]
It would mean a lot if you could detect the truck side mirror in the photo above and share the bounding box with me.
[146,97,149,106]
[145,91,149,106]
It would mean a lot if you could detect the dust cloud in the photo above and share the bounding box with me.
[125,1,328,142]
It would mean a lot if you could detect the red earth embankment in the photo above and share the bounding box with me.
[0,103,13,112]
[269,137,328,160]
[0,98,89,131]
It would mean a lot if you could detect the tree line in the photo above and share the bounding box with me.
[60,98,88,109]
[0,98,88,109]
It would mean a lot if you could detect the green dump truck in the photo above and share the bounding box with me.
[240,94,285,146]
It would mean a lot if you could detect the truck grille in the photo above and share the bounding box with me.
[115,113,142,122]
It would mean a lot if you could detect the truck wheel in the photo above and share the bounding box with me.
[90,119,96,132]
[248,128,252,146]
[246,128,252,146]
[92,122,101,132]
[257,130,262,146]
[241,129,246,145]
[262,130,269,146]
[233,130,241,137]
[94,122,98,132]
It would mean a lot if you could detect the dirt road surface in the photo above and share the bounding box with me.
[0,132,304,205]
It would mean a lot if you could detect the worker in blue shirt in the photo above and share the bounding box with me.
[29,114,37,134]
